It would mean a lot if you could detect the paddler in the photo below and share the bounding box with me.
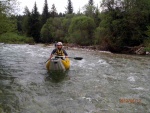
[50,42,68,59]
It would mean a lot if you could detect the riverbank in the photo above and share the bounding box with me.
[44,43,150,55]
[43,43,112,54]
[1,38,149,55]
[0,32,34,44]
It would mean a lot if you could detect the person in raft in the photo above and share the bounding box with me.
[50,42,68,59]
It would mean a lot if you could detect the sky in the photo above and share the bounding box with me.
[18,0,102,14]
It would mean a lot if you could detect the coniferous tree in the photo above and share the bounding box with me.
[58,12,63,17]
[84,0,96,17]
[22,6,32,36]
[41,0,49,25]
[94,5,100,27]
[50,4,57,18]
[30,2,41,42]
[16,15,23,33]
[77,8,81,15]
[89,0,94,6]
[66,0,73,14]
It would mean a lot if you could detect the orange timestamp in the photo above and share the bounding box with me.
[119,98,141,104]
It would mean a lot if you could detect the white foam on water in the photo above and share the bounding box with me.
[88,63,95,67]
[66,98,73,101]
[132,87,145,90]
[14,77,29,86]
[97,59,108,65]
[127,76,136,82]
[99,51,112,54]
[26,51,36,57]
[78,59,86,67]
[81,97,92,102]
[0,43,4,45]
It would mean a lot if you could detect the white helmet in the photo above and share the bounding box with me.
[57,42,63,46]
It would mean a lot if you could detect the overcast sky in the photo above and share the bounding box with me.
[18,0,102,14]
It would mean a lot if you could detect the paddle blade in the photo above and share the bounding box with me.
[73,57,83,60]
[45,59,50,63]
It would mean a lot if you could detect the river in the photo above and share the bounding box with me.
[0,44,150,113]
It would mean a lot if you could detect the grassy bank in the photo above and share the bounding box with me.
[145,46,150,52]
[0,32,34,44]
[144,38,150,52]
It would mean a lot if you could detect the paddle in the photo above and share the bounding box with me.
[55,56,83,60]
[45,58,50,63]
[68,57,83,60]
[45,56,83,63]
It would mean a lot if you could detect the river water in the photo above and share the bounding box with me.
[0,44,150,113]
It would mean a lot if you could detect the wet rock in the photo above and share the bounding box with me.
[135,47,146,55]
[146,51,150,55]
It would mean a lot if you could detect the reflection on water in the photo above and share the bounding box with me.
[0,44,150,113]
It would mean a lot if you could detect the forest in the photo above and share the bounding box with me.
[0,0,150,53]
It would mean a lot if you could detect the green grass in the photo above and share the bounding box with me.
[0,32,34,44]
[144,38,150,52]
[145,46,150,52]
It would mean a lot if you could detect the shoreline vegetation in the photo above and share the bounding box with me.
[0,32,149,55]
[0,33,150,56]
[0,32,34,44]
[43,43,150,55]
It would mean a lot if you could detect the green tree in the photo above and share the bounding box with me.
[58,12,65,17]
[89,0,94,6]
[84,0,96,17]
[41,0,50,25]
[0,0,18,15]
[0,0,16,35]
[145,26,150,50]
[96,0,150,52]
[84,5,96,17]
[41,17,65,43]
[22,6,32,36]
[62,14,74,42]
[101,0,118,11]
[16,15,23,33]
[69,16,95,45]
[94,5,100,27]
[50,4,57,18]
[146,26,150,37]
[66,0,73,14]
[30,2,41,42]
[41,22,52,43]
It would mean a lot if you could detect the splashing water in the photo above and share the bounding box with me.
[0,44,150,113]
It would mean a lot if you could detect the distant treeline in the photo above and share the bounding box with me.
[1,0,150,52]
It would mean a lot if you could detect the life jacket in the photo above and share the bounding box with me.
[55,49,64,56]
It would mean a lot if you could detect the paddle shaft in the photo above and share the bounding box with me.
[45,56,83,63]
[45,59,50,63]
[55,56,83,60]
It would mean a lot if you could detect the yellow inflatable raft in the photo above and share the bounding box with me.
[46,58,70,71]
